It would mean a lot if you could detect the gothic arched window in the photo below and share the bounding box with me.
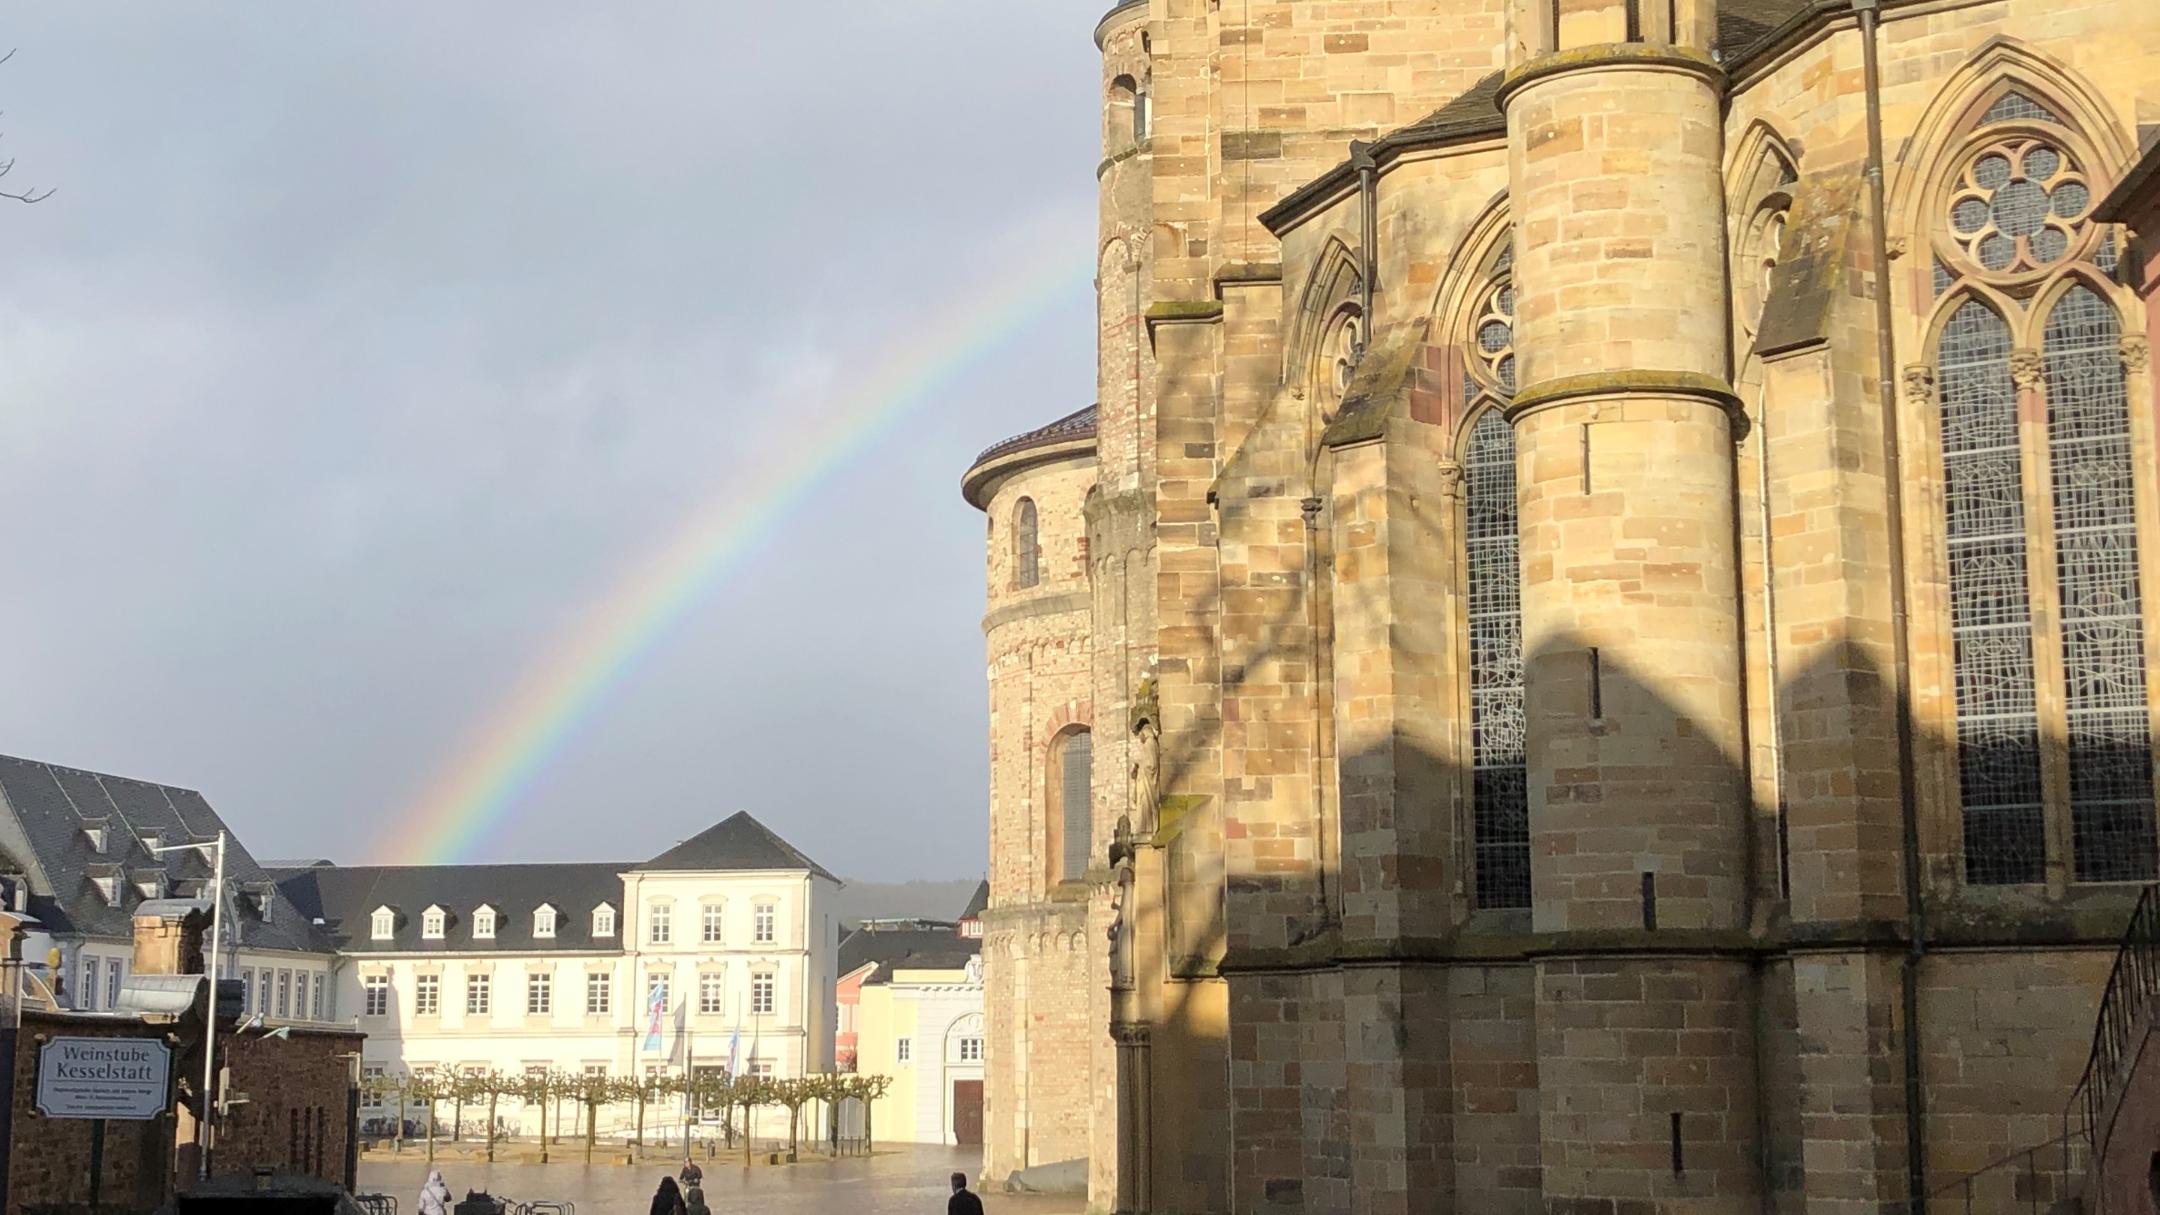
[1926,90,2155,885]
[1460,233,1528,910]
[1014,498,1040,590]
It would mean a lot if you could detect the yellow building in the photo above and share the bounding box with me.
[841,921,986,1148]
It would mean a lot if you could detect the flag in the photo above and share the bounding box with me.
[642,980,666,1053]
[727,1005,742,1076]
[669,996,688,1067]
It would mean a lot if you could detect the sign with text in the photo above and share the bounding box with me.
[35,1037,171,1120]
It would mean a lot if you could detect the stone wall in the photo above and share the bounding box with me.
[5,1014,176,1215]
[211,1024,363,1189]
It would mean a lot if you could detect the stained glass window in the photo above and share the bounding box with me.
[1939,299,2047,884]
[1467,409,1528,909]
[1982,90,2062,127]
[2044,287,2156,881]
[1015,499,1040,590]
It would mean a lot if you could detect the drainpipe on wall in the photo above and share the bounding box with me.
[1851,0,1931,1208]
[1350,140,1379,360]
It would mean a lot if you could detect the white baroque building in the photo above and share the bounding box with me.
[273,812,841,1107]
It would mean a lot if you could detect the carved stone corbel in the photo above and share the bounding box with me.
[1435,458,1465,501]
[2010,348,2046,391]
[2123,336,2151,375]
[1902,364,1938,408]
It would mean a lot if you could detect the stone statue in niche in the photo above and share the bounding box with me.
[1107,815,1136,991]
[1130,676,1162,836]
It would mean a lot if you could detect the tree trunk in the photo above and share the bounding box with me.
[742,1100,753,1167]
[636,1086,646,1152]
[585,1097,596,1163]
[486,1091,498,1163]
[538,1080,550,1164]
[864,1098,873,1158]
[394,1088,406,1155]
[454,1092,464,1144]
[788,1104,799,1160]
[426,1097,436,1163]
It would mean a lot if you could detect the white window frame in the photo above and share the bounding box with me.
[699,972,725,1015]
[473,907,496,940]
[467,971,492,1016]
[896,1037,911,1063]
[527,971,552,1016]
[312,972,326,1020]
[751,971,775,1016]
[959,1036,983,1062]
[371,908,395,941]
[586,972,611,1015]
[276,969,292,1018]
[421,907,446,940]
[592,905,616,937]
[363,974,390,1018]
[649,902,672,945]
[414,973,440,1017]
[753,902,776,944]
[534,905,557,939]
[702,902,725,944]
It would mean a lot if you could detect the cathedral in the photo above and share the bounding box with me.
[963,0,2160,1210]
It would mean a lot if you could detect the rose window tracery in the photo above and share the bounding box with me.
[1472,281,1516,395]
[1946,137,2093,276]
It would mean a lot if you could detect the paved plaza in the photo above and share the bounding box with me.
[358,1145,1082,1215]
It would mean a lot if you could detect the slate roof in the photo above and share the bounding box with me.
[273,861,628,954]
[959,880,989,922]
[639,811,840,883]
[0,753,328,954]
[838,923,979,985]
[970,405,1099,470]
[272,810,836,954]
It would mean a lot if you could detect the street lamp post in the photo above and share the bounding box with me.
[151,830,226,1181]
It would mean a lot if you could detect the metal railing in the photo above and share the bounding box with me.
[1927,1121,2089,1213]
[2071,883,2160,1151]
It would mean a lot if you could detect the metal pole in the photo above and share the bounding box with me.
[200,831,226,1181]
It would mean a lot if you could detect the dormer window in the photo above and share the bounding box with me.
[93,876,120,905]
[83,827,106,853]
[592,905,616,938]
[473,907,497,940]
[371,907,395,941]
[422,906,447,939]
[133,874,163,900]
[533,905,558,939]
[140,833,160,853]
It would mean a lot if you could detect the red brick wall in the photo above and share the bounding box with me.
[209,1026,362,1189]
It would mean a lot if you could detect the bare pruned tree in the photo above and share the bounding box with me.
[0,49,53,204]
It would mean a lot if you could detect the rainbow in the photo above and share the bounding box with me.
[376,237,1093,865]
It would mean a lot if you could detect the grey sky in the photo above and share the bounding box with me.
[0,5,1100,879]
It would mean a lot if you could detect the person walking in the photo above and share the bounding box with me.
[649,1175,688,1215]
[684,1184,712,1215]
[416,1170,452,1215]
[680,1155,704,1188]
[949,1172,985,1215]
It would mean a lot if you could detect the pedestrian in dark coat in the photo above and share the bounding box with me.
[650,1175,687,1215]
[949,1172,986,1215]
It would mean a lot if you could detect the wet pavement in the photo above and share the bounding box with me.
[358,1144,1082,1215]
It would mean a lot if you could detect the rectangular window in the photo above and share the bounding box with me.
[753,904,775,944]
[702,904,724,944]
[647,973,669,1007]
[699,972,725,1015]
[362,1065,386,1107]
[959,1037,983,1062]
[241,969,255,1013]
[295,972,310,1020]
[750,1058,773,1077]
[467,972,492,1015]
[650,903,672,945]
[81,959,98,1011]
[312,973,326,1020]
[586,972,611,1015]
[528,972,552,1016]
[277,970,293,1019]
[414,973,440,1016]
[896,1038,911,1063]
[259,968,275,1016]
[751,973,774,1016]
[363,974,389,1018]
[106,959,122,1008]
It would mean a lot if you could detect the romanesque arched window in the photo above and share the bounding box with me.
[1048,728,1093,884]
[1925,88,2155,885]
[1461,234,1528,910]
[1014,498,1040,589]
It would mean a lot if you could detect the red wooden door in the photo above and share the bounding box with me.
[952,1080,984,1146]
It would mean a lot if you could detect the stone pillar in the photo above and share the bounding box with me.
[1501,2,1760,1205]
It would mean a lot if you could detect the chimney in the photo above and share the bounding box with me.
[133,901,208,977]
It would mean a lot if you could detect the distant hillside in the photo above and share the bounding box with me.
[832,878,981,928]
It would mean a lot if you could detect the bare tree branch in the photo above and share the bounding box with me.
[0,47,51,202]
